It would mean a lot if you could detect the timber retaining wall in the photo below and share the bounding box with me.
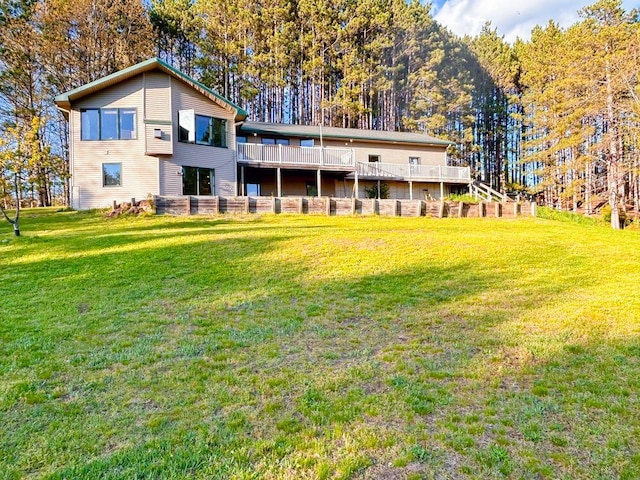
[154,196,537,219]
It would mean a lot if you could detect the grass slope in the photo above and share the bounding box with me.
[1,210,639,479]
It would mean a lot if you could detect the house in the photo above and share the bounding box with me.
[54,58,470,211]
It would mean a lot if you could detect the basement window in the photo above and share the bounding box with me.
[183,166,215,195]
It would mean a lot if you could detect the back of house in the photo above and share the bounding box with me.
[55,58,469,210]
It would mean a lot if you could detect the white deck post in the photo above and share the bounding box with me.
[440,181,444,200]
[377,179,381,200]
[317,169,322,197]
[277,168,282,197]
[240,166,245,196]
[409,180,413,200]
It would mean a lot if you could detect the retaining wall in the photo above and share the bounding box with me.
[155,196,537,219]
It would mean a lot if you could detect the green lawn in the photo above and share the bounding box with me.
[1,210,639,479]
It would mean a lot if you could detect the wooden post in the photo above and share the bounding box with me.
[325,197,331,216]
[272,196,276,214]
[112,200,117,210]
[298,197,303,214]
[372,198,377,215]
[351,197,356,215]
[514,202,520,216]
[215,195,220,214]
[458,201,464,218]
[417,200,424,217]
[439,199,445,218]
[531,201,537,217]
[186,195,191,215]
[276,168,282,197]
[479,201,486,217]
[393,200,399,217]
[244,196,250,214]
[495,202,502,218]
[354,170,359,199]
[131,197,136,207]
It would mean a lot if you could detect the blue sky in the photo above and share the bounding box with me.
[431,0,639,42]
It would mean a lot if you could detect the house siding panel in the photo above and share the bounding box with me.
[162,80,236,196]
[70,75,159,210]
[144,72,173,155]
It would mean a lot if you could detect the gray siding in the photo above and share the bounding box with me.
[161,79,236,196]
[70,75,160,210]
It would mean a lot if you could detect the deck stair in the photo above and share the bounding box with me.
[470,180,509,203]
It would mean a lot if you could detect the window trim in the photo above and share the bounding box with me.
[81,108,137,141]
[368,154,381,163]
[102,162,122,187]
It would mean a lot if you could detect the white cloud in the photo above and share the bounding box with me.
[433,0,638,43]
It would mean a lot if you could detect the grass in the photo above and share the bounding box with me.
[1,209,639,479]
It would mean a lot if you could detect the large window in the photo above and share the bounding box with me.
[81,108,136,140]
[182,166,215,195]
[300,139,314,147]
[178,110,227,148]
[246,183,260,196]
[103,163,122,187]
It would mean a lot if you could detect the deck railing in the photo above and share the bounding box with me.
[237,143,355,168]
[356,162,471,182]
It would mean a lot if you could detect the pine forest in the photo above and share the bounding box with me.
[1,0,639,228]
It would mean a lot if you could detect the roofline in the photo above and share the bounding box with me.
[238,122,454,147]
[53,58,248,120]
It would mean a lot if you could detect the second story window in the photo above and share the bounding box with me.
[81,108,136,141]
[178,109,227,148]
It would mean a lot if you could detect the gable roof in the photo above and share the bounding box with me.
[54,58,248,120]
[238,121,453,147]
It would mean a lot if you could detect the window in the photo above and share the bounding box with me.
[81,109,136,141]
[300,139,314,147]
[81,110,99,140]
[409,157,421,165]
[246,183,261,196]
[103,163,122,187]
[262,138,289,145]
[178,110,227,148]
[237,136,247,144]
[182,166,215,195]
[368,154,380,163]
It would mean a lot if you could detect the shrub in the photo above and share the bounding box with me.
[365,183,389,199]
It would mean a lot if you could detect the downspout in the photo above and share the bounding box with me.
[56,104,73,208]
